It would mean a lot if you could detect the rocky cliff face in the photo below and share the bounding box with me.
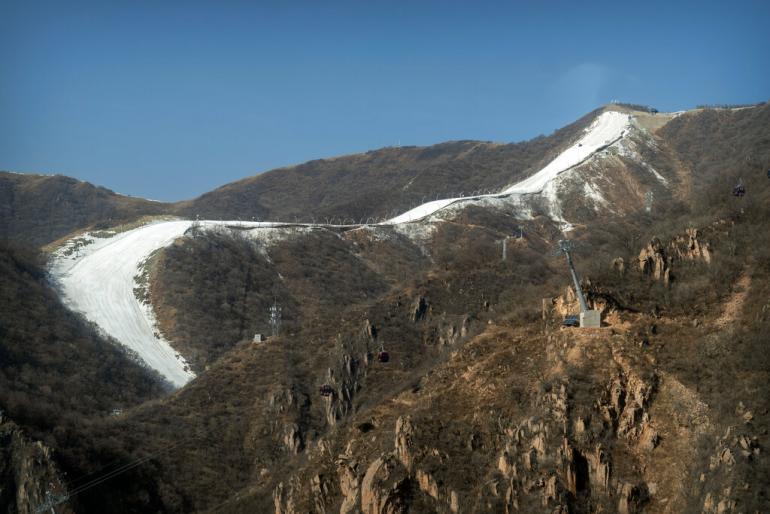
[638,228,712,287]
[0,416,72,514]
[4,104,769,514]
[257,303,765,514]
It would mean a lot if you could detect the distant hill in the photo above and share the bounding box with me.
[3,104,769,250]
[0,173,171,246]
[174,109,601,222]
[0,110,598,247]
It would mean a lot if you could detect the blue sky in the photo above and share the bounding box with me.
[1,0,768,201]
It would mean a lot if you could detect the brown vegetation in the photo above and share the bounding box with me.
[1,103,769,512]
[0,173,169,246]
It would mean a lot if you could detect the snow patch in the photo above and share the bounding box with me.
[501,111,629,195]
[50,220,195,387]
[616,135,668,185]
[49,111,637,387]
[582,181,608,206]
[381,110,630,226]
[392,221,439,242]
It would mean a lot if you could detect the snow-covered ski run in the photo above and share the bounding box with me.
[50,110,630,387]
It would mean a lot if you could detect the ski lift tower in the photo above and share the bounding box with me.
[557,239,601,328]
[269,300,282,337]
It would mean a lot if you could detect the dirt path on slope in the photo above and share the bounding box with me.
[714,273,751,330]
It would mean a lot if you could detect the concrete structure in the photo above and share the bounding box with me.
[580,310,601,328]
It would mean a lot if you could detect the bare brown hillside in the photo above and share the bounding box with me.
[1,103,769,513]
[0,173,170,246]
[173,109,601,223]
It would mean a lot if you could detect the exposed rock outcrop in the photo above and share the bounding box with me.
[360,455,409,514]
[638,227,712,286]
[411,296,429,322]
[638,237,670,285]
[0,418,72,514]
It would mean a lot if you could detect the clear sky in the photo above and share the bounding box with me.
[1,0,768,201]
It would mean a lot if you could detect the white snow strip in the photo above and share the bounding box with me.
[501,111,629,194]
[51,221,195,387]
[50,219,288,387]
[386,198,459,224]
[381,110,630,225]
[50,111,632,388]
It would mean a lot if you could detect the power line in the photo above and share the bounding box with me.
[36,435,201,513]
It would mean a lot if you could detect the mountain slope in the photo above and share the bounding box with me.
[174,109,602,222]
[0,173,171,246]
[46,108,637,385]
[2,102,770,513]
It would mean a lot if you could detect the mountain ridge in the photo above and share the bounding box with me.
[2,102,770,513]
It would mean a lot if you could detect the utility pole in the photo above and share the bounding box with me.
[35,491,68,513]
[556,239,600,328]
[269,300,282,337]
[501,227,524,261]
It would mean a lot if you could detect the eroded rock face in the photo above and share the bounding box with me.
[259,386,310,457]
[324,353,362,427]
[394,416,416,471]
[260,320,748,514]
[548,284,615,319]
[282,423,304,455]
[411,296,429,322]
[0,419,72,514]
[360,455,409,514]
[611,257,626,275]
[337,453,360,514]
[671,227,711,263]
[638,237,670,285]
[638,228,712,286]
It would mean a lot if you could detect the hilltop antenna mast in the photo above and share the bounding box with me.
[555,240,600,327]
[269,300,282,337]
[644,191,654,213]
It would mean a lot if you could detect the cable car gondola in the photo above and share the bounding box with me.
[377,344,389,363]
[733,180,746,197]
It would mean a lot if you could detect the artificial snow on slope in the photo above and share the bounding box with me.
[386,198,459,224]
[50,219,290,387]
[500,110,629,194]
[52,220,195,387]
[382,110,630,224]
[50,111,632,388]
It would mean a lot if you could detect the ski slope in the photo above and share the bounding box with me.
[52,221,196,386]
[385,110,630,223]
[50,110,630,388]
[51,220,310,386]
